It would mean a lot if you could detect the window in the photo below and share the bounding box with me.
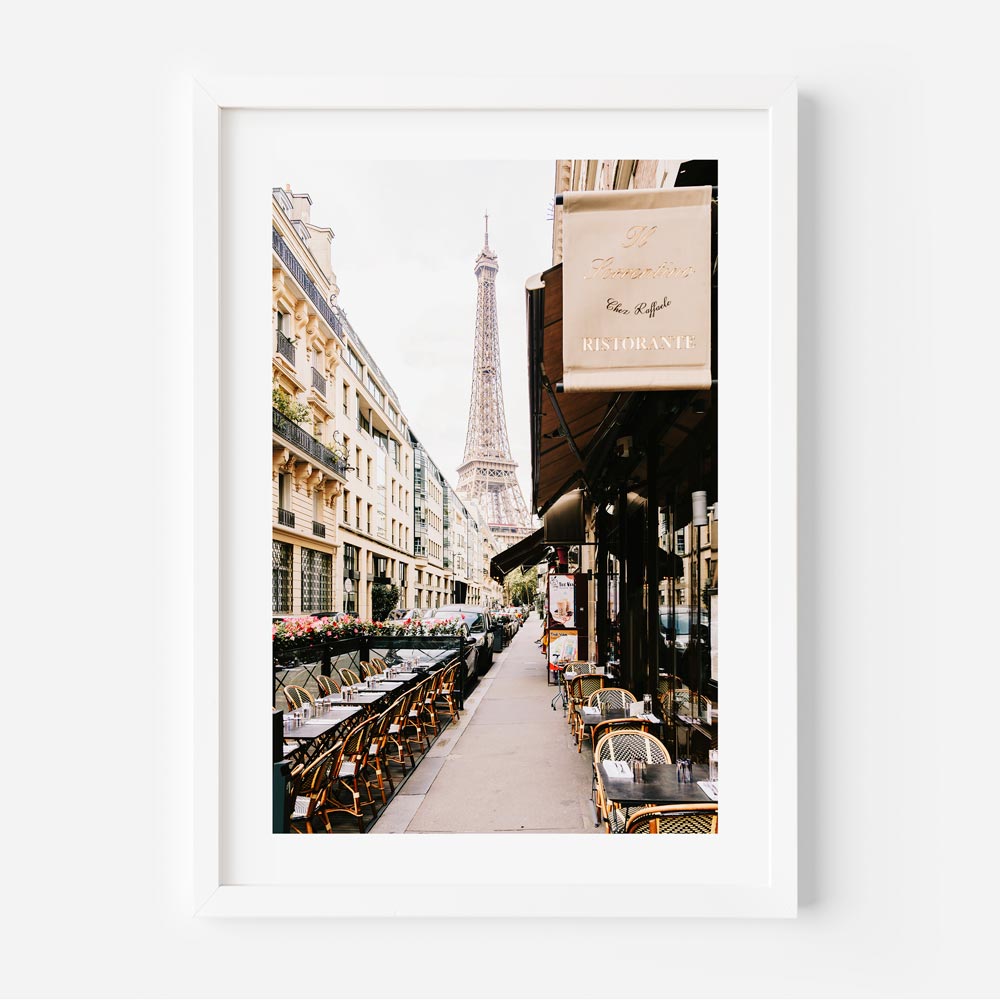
[272,540,292,614]
[355,498,362,529]
[342,382,349,416]
[300,547,332,612]
[346,347,363,378]
[343,489,349,522]
[356,448,363,479]
[367,504,372,534]
[277,473,293,527]
[366,373,385,407]
[343,543,359,577]
[342,546,359,616]
[313,490,326,535]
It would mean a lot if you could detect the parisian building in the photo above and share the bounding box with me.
[272,186,415,620]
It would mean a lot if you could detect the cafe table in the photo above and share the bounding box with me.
[282,705,362,760]
[578,706,662,734]
[322,690,387,707]
[365,678,406,692]
[598,759,716,832]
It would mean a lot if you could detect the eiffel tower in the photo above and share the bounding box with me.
[456,214,532,547]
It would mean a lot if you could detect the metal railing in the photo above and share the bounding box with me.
[311,367,327,395]
[272,408,348,479]
[276,332,296,364]
[271,229,344,339]
[312,521,326,537]
[278,508,295,528]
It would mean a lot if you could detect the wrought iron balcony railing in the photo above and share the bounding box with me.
[278,508,295,528]
[271,229,344,339]
[311,367,327,395]
[276,331,296,364]
[312,521,326,537]
[272,408,348,479]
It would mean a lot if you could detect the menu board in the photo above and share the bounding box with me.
[547,574,576,629]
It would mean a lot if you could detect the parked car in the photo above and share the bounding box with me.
[426,604,496,675]
[388,607,428,621]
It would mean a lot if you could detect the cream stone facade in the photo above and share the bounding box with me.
[272,185,507,620]
[409,434,449,610]
[272,186,415,620]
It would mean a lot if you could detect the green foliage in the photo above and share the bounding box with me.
[503,567,538,607]
[371,583,401,623]
[272,383,310,423]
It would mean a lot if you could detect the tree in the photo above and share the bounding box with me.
[503,567,537,607]
[371,583,400,623]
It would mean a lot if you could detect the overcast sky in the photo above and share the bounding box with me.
[283,161,555,509]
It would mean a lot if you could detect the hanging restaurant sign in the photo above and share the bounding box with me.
[561,186,713,391]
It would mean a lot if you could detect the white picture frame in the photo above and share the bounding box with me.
[192,76,797,918]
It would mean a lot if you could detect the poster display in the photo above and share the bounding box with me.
[546,574,576,629]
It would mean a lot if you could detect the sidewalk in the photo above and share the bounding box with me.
[371,614,600,833]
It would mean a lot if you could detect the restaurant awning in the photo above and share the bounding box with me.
[526,265,634,517]
[489,527,546,582]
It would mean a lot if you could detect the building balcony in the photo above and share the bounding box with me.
[276,332,296,364]
[312,521,326,537]
[311,367,327,396]
[271,228,344,340]
[272,408,348,480]
[278,508,295,528]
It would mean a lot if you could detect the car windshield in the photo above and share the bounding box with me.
[429,612,484,631]
[658,611,704,635]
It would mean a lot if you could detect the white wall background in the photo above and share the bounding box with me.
[2,2,998,998]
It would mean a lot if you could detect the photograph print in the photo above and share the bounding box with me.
[270,159,718,835]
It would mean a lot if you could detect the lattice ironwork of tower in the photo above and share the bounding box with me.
[456,216,532,547]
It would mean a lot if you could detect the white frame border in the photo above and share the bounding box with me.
[192,76,797,918]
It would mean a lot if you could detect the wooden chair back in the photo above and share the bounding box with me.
[593,729,671,765]
[624,804,718,834]
[317,675,340,696]
[587,687,637,712]
[283,684,315,710]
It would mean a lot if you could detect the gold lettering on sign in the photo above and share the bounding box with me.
[581,336,697,352]
[586,257,696,280]
[621,224,657,248]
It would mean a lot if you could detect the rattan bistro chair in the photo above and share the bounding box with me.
[576,687,637,753]
[623,804,718,835]
[338,667,362,687]
[587,718,652,818]
[588,687,638,712]
[384,692,417,774]
[593,729,672,832]
[289,743,341,834]
[364,708,396,806]
[434,661,461,723]
[283,684,315,710]
[320,717,376,832]
[567,675,606,743]
[317,675,341,697]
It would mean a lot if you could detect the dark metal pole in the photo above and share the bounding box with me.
[595,502,607,665]
[618,481,629,690]
[646,411,660,707]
